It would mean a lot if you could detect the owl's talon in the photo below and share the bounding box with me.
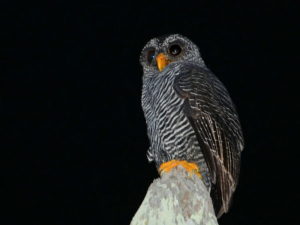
[159,160,202,178]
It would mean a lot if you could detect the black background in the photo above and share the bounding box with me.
[2,1,299,225]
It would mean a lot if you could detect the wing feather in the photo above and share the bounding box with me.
[174,64,244,217]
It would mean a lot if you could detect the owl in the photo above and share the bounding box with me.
[139,34,244,218]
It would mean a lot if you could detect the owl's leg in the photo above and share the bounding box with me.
[159,160,202,178]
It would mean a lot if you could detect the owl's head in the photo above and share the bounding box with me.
[140,34,205,74]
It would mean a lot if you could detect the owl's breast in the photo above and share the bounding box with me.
[142,66,197,163]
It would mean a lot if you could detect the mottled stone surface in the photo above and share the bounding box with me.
[131,166,218,225]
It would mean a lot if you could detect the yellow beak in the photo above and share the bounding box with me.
[156,53,170,71]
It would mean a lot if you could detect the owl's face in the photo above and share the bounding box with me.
[140,34,205,74]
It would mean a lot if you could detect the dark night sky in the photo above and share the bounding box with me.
[2,1,300,225]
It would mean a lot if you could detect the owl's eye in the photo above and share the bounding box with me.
[169,44,182,56]
[147,49,156,64]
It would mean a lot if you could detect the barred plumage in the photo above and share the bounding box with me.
[140,34,244,218]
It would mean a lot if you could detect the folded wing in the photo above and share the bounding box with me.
[174,64,244,217]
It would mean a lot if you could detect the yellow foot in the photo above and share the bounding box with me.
[159,160,202,178]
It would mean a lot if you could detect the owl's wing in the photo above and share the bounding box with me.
[173,64,244,217]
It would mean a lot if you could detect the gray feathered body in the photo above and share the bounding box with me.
[140,34,244,218]
[142,62,212,188]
